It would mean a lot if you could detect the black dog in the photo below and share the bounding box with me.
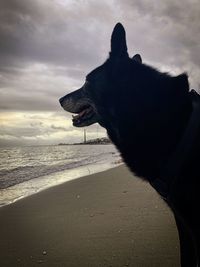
[59,23,200,266]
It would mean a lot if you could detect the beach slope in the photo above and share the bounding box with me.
[0,165,179,267]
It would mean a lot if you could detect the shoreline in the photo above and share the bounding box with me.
[0,164,180,266]
[0,161,122,208]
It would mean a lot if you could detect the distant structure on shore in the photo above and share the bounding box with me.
[78,137,111,145]
[58,137,111,146]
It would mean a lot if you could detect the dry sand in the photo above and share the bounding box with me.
[0,165,180,267]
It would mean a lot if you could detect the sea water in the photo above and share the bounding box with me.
[0,144,121,207]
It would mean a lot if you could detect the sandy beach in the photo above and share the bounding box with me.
[0,164,180,267]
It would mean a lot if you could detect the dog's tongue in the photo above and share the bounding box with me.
[79,109,87,117]
[72,108,87,120]
[72,107,94,122]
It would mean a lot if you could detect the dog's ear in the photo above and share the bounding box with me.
[110,23,128,58]
[173,73,189,93]
[132,54,142,63]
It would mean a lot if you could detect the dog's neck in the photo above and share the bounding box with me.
[107,91,193,182]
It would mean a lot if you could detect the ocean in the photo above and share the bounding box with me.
[0,144,121,207]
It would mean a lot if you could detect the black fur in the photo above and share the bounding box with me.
[60,23,200,266]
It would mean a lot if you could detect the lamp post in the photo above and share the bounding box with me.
[84,128,86,144]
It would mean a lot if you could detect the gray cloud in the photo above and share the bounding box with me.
[0,0,112,70]
[0,0,116,112]
[118,0,200,87]
[0,0,199,89]
[51,124,68,131]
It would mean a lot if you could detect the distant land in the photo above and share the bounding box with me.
[58,137,111,146]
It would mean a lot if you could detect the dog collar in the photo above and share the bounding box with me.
[150,89,200,200]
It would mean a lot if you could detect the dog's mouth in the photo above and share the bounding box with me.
[71,105,97,127]
[59,92,99,127]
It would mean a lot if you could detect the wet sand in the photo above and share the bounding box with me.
[0,164,180,267]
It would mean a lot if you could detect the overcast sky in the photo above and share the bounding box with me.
[0,0,200,146]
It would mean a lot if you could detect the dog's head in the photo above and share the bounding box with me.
[59,23,189,139]
[59,23,143,128]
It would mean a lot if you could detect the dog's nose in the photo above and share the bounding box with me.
[59,96,65,106]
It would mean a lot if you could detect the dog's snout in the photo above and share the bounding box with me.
[59,88,88,113]
[59,96,65,106]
